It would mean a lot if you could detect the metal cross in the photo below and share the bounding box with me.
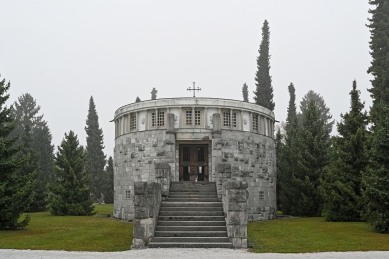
[187,82,201,97]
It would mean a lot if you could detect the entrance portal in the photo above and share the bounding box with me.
[179,144,209,181]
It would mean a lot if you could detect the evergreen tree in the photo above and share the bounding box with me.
[298,90,335,134]
[320,80,368,221]
[253,20,275,111]
[284,101,330,216]
[12,93,52,211]
[31,121,54,211]
[242,83,249,102]
[285,83,296,132]
[85,96,106,203]
[135,96,141,103]
[151,88,158,100]
[275,128,283,209]
[48,131,95,216]
[0,76,35,229]
[363,0,389,233]
[102,156,114,204]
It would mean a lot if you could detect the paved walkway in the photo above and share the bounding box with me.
[1,249,389,259]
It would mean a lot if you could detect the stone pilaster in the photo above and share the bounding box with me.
[222,181,248,249]
[132,182,161,249]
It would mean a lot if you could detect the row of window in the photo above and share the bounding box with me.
[116,110,273,136]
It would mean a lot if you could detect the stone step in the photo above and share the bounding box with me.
[157,221,227,226]
[169,189,217,193]
[159,207,223,212]
[171,182,216,186]
[160,202,222,207]
[148,242,232,248]
[166,198,220,202]
[158,215,225,221]
[151,237,230,243]
[159,211,224,216]
[156,226,227,231]
[168,194,218,198]
[154,231,227,237]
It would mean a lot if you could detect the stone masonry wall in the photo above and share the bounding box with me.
[212,129,277,222]
[113,129,175,221]
[132,182,162,249]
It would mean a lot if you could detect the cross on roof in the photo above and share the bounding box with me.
[187,82,201,97]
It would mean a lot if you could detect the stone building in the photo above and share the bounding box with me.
[113,97,277,222]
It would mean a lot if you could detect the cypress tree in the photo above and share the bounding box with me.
[48,131,95,216]
[320,80,368,221]
[242,83,249,102]
[85,96,106,203]
[363,0,389,233]
[285,83,296,132]
[0,76,35,229]
[253,20,275,111]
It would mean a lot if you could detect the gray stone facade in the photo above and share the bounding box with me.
[113,98,277,222]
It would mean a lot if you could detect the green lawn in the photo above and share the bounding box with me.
[0,204,133,252]
[248,217,389,253]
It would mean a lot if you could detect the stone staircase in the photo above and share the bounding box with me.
[148,182,232,248]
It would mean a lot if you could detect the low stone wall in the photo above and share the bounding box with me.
[155,163,171,199]
[132,182,162,249]
[222,181,249,249]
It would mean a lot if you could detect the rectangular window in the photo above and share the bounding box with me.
[130,113,136,131]
[195,110,201,126]
[157,112,164,126]
[125,190,131,199]
[223,112,230,127]
[232,112,237,128]
[259,191,264,200]
[186,110,192,125]
[253,115,258,131]
[151,112,156,127]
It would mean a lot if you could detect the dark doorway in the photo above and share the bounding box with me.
[179,144,209,181]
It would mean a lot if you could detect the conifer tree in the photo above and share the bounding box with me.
[275,128,283,208]
[48,131,95,216]
[0,76,35,229]
[285,83,296,132]
[85,96,106,203]
[253,20,275,111]
[12,93,52,211]
[242,83,249,102]
[285,101,330,216]
[363,0,389,233]
[299,90,335,134]
[320,80,368,221]
[151,88,158,100]
[102,156,114,204]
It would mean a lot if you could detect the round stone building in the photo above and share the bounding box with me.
[113,97,277,222]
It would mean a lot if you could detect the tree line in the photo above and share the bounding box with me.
[249,1,389,234]
[0,83,113,229]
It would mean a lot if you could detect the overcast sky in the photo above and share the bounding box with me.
[0,1,372,158]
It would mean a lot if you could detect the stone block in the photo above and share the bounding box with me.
[231,237,242,249]
[134,182,147,195]
[135,207,149,219]
[228,211,240,225]
[132,238,145,249]
[134,225,146,238]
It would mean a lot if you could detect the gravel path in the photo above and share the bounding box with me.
[1,249,389,259]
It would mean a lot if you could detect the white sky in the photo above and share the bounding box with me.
[0,1,372,158]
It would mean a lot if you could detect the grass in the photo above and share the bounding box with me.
[0,204,133,252]
[248,217,389,253]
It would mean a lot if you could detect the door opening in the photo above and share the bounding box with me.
[179,144,209,182]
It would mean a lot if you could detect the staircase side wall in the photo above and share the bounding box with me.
[212,129,277,222]
[132,182,162,249]
[113,129,175,221]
